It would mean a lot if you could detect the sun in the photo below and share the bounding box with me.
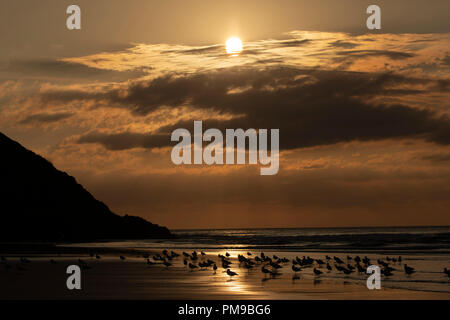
[226,37,243,55]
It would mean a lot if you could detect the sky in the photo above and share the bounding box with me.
[1,0,449,229]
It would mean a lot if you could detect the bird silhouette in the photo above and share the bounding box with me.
[120,255,126,261]
[226,269,238,279]
[334,257,344,264]
[261,266,271,277]
[292,265,301,273]
[163,260,172,268]
[404,264,415,275]
[20,257,31,264]
[313,268,323,276]
[188,263,198,271]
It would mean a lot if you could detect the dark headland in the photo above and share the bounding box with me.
[0,132,172,242]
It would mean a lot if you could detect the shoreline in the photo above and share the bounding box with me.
[1,248,449,300]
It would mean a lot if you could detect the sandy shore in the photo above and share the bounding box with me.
[1,251,449,300]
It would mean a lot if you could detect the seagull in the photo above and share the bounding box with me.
[225,252,231,257]
[261,266,271,277]
[313,268,323,276]
[20,257,31,264]
[342,268,352,275]
[362,256,370,265]
[213,264,218,273]
[356,263,366,273]
[201,251,206,256]
[292,265,301,273]
[247,252,252,256]
[382,268,393,276]
[404,264,415,275]
[316,259,325,266]
[120,255,126,261]
[188,263,198,271]
[243,262,253,272]
[269,269,280,277]
[270,261,282,269]
[183,259,188,267]
[226,269,238,279]
[326,263,332,271]
[334,257,344,264]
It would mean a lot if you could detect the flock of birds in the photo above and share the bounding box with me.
[2,251,450,283]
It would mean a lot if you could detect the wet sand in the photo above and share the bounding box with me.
[1,252,449,300]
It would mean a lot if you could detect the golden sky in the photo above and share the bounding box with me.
[0,1,449,229]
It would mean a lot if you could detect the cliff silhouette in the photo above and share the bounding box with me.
[0,132,172,241]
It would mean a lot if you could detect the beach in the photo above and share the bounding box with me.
[1,248,449,300]
[1,226,450,299]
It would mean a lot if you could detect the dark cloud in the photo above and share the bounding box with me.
[163,45,223,55]
[1,59,147,80]
[62,67,450,151]
[441,54,450,66]
[20,112,74,124]
[421,153,450,162]
[335,50,415,61]
[78,131,168,151]
[275,39,311,48]
[329,40,360,49]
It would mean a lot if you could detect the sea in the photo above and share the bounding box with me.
[66,226,450,294]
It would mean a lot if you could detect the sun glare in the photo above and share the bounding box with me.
[226,37,243,55]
